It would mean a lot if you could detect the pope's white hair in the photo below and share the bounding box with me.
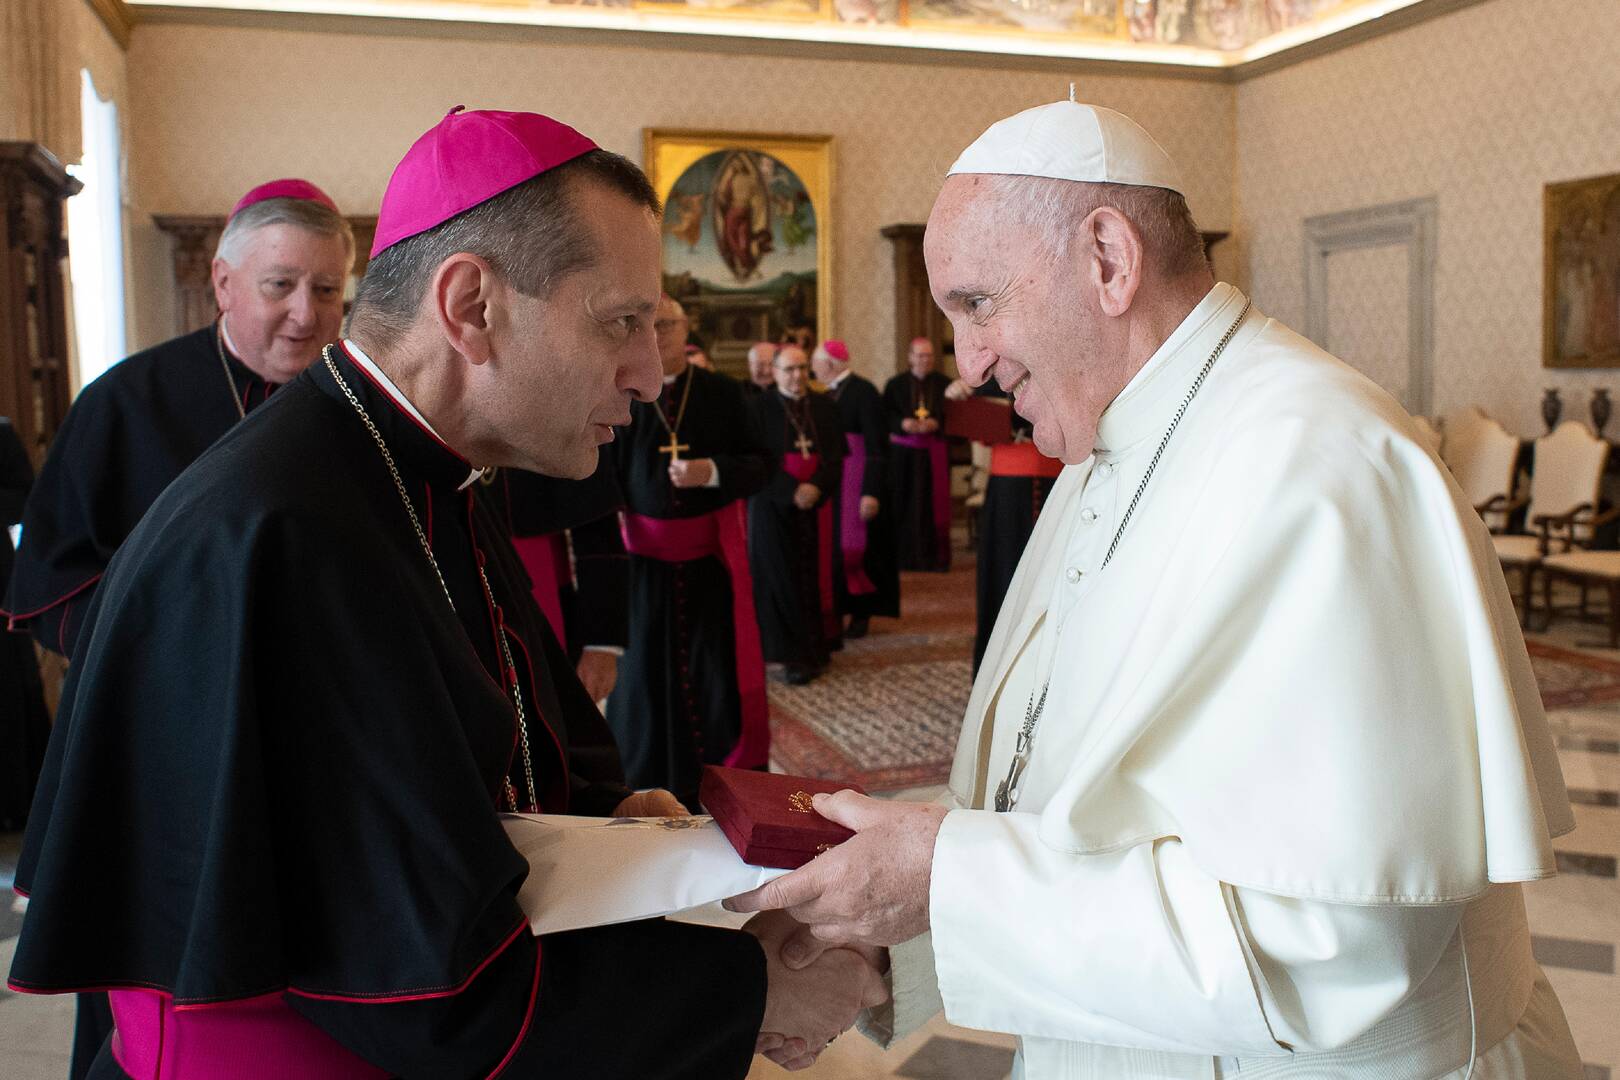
[215,197,354,269]
[980,174,1207,278]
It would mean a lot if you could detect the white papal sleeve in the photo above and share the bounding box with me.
[926,809,1464,1056]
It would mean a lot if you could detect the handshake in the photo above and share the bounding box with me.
[744,909,889,1072]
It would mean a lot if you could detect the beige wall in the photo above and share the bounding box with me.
[124,21,1235,380]
[1237,0,1620,438]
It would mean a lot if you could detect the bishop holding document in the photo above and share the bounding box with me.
[729,99,1585,1077]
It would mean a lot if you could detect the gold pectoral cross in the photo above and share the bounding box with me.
[913,404,931,422]
[659,433,690,461]
[794,432,814,457]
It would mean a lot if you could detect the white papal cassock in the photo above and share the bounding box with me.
[863,283,1583,1078]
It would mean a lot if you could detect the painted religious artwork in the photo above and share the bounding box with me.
[525,1,1383,52]
[634,0,819,16]
[646,130,832,379]
[910,0,1117,35]
[834,0,901,24]
[1545,171,1620,369]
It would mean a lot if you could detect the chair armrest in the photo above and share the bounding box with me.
[1476,494,1527,520]
[1532,504,1597,529]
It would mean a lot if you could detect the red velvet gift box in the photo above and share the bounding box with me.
[699,766,866,869]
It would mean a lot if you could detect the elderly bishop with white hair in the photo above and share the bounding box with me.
[4,179,352,661]
[729,99,1583,1077]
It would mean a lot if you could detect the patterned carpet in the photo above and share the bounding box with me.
[1529,638,1620,709]
[769,555,976,791]
[767,559,1620,793]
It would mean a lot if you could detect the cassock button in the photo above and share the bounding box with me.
[1097,462,1114,478]
[1079,507,1098,523]
[1065,567,1082,584]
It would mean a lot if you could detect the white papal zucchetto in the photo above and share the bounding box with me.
[948,100,1186,197]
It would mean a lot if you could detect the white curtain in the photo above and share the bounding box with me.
[67,69,127,387]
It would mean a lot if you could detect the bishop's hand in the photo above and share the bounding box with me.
[859,495,880,521]
[575,649,618,703]
[746,910,888,1071]
[793,483,821,510]
[944,378,972,401]
[611,789,689,818]
[668,457,715,488]
[725,792,948,949]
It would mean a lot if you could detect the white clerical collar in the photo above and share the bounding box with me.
[827,370,851,390]
[1094,282,1250,455]
[220,317,242,361]
[778,387,805,401]
[342,339,482,490]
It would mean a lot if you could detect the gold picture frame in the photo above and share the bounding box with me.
[644,128,834,373]
[1544,171,1620,369]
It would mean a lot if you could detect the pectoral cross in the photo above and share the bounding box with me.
[913,404,931,422]
[659,432,690,461]
[794,431,814,457]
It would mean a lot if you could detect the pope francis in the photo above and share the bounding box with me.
[728,99,1584,1078]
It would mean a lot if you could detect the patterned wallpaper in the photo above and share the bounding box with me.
[1237,0,1620,438]
[123,22,1234,378]
[1324,242,1412,409]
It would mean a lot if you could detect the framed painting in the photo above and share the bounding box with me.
[1545,171,1620,369]
[644,129,833,378]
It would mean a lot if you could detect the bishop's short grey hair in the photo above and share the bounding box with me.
[982,174,1208,279]
[347,149,660,349]
[215,197,355,269]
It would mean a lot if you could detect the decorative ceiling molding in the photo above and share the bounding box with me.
[126,0,1488,79]
[88,0,136,49]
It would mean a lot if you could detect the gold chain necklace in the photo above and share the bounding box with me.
[652,365,696,445]
[780,392,816,456]
[321,346,539,814]
[994,301,1251,814]
[214,320,248,422]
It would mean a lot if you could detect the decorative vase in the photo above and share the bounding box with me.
[1592,388,1612,439]
[1542,388,1563,433]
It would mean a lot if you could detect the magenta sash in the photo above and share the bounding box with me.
[511,532,569,655]
[109,989,389,1080]
[891,432,951,563]
[621,506,769,768]
[839,434,876,597]
[784,454,839,641]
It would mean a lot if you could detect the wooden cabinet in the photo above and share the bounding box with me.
[0,142,82,471]
[881,223,951,376]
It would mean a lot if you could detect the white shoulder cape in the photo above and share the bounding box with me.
[954,310,1573,904]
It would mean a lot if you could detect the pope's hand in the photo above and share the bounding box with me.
[944,378,972,401]
[793,483,821,510]
[725,792,948,948]
[746,910,888,1070]
[858,495,880,521]
[574,650,618,703]
[668,458,715,488]
[611,789,690,818]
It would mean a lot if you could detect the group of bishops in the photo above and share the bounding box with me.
[1,97,1585,1080]
[0,153,1054,1080]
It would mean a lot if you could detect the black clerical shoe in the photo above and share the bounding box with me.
[845,616,870,640]
[783,665,816,686]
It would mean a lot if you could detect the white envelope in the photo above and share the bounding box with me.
[501,813,789,935]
